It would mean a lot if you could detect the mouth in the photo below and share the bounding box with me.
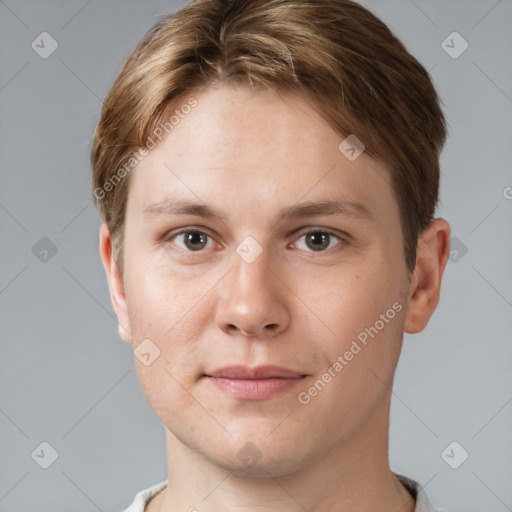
[204,365,308,400]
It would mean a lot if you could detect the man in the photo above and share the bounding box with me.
[92,1,451,510]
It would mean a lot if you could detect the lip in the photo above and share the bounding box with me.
[207,365,305,379]
[204,365,307,400]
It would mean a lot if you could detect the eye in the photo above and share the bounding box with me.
[293,229,345,252]
[166,229,215,251]
[163,227,347,255]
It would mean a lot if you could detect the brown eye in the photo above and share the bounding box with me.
[183,231,208,250]
[168,230,214,251]
[305,232,331,251]
[294,229,344,252]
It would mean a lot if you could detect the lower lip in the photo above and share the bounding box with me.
[206,376,304,400]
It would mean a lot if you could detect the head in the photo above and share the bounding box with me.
[92,0,450,476]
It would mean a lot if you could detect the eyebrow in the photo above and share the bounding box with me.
[143,197,373,223]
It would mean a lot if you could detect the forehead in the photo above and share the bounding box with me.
[126,84,399,229]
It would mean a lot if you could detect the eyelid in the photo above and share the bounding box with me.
[294,226,348,239]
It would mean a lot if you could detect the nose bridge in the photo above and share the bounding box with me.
[231,232,275,294]
[235,246,272,297]
[215,241,290,336]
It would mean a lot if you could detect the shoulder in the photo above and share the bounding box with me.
[394,473,449,512]
[117,480,168,512]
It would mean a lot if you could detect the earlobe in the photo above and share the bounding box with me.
[99,222,133,343]
[404,218,451,334]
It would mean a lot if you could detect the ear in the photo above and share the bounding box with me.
[99,222,133,343]
[404,218,451,334]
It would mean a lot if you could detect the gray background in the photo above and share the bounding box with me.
[1,0,511,511]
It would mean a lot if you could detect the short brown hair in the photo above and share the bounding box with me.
[91,0,447,274]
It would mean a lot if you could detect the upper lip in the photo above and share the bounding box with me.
[206,365,306,379]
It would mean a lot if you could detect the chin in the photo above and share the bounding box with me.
[208,448,308,478]
[201,429,318,478]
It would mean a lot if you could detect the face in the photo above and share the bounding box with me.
[103,83,419,476]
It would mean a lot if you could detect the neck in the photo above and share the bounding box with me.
[148,396,415,512]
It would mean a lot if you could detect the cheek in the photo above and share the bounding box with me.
[300,260,406,379]
[301,267,390,339]
[125,260,204,337]
[125,263,209,422]
[123,263,212,397]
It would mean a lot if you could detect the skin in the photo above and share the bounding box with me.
[100,83,450,512]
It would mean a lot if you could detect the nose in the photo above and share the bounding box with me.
[215,247,291,338]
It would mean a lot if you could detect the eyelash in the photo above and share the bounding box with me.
[163,227,348,255]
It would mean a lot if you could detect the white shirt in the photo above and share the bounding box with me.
[119,473,448,512]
